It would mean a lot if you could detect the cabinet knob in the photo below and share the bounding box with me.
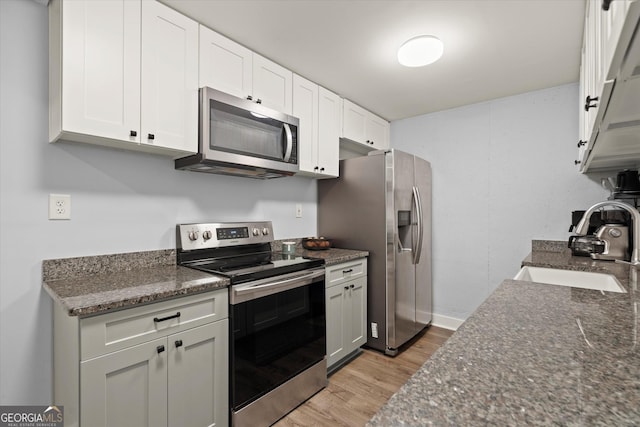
[148,133,155,140]
[157,345,165,354]
[577,140,587,147]
[320,167,325,172]
[130,130,137,137]
[256,99,262,104]
[574,160,581,165]
[602,0,612,11]
[314,166,319,171]
[246,95,253,101]
[344,286,350,290]
[175,340,183,348]
[350,284,355,289]
[584,95,599,111]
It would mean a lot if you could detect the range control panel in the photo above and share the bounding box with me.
[177,221,273,251]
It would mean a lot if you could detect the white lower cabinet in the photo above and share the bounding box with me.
[325,259,367,370]
[54,289,229,427]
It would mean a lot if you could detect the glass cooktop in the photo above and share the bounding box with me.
[184,251,324,284]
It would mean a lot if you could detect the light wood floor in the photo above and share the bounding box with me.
[274,326,454,427]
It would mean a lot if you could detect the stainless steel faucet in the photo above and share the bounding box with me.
[574,200,640,265]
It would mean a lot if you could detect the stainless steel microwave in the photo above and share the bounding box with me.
[175,87,299,179]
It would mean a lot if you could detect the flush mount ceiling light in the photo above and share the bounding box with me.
[397,35,444,67]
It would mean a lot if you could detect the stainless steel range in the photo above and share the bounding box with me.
[176,221,327,427]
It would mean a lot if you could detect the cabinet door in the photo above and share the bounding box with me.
[61,0,141,143]
[366,114,390,150]
[602,0,632,80]
[168,320,229,427]
[80,338,167,427]
[293,74,319,174]
[141,0,198,153]
[326,285,347,368]
[253,54,293,114]
[199,26,253,99]
[342,99,367,144]
[347,277,367,350]
[317,87,341,177]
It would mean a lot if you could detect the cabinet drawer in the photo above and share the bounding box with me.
[80,289,228,360]
[326,258,367,287]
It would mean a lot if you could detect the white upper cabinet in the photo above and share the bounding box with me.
[49,0,198,156]
[141,1,198,153]
[578,0,640,172]
[253,54,293,115]
[50,0,141,145]
[293,74,339,177]
[317,87,341,177]
[199,26,293,115]
[199,25,253,100]
[342,99,390,151]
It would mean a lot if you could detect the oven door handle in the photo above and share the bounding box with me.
[231,268,324,304]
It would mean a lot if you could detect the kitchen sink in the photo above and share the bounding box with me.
[513,266,626,293]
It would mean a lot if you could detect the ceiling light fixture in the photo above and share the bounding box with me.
[397,35,444,67]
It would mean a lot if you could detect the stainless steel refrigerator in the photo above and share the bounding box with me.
[318,149,432,356]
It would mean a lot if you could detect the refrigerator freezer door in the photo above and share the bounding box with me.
[389,150,417,350]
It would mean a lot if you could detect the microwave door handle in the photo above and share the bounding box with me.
[283,123,293,162]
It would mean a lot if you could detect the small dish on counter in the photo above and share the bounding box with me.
[302,238,332,251]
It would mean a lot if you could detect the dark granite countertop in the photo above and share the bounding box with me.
[43,246,368,317]
[42,250,229,317]
[369,240,640,426]
[272,239,368,265]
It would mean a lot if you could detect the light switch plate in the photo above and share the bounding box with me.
[49,194,71,220]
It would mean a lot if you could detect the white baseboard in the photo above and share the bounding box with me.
[431,313,464,331]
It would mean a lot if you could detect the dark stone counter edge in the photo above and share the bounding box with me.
[42,275,230,317]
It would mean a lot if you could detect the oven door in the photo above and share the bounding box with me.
[230,268,326,412]
[201,87,299,174]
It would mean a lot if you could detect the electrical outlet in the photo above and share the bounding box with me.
[49,194,71,220]
[295,204,303,218]
[371,322,378,338]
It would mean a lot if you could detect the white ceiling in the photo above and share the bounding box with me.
[162,0,586,122]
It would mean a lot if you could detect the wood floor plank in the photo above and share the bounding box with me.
[273,326,454,427]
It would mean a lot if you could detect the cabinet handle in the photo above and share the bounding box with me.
[602,0,612,11]
[246,95,253,101]
[584,95,599,111]
[130,130,137,137]
[343,269,353,274]
[574,160,581,165]
[153,312,181,323]
[175,340,183,348]
[148,133,155,140]
[157,345,165,354]
[577,140,587,147]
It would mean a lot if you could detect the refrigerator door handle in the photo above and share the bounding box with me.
[412,186,424,265]
[398,239,412,253]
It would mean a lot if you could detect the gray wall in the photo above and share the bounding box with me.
[391,83,610,327]
[0,0,316,404]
